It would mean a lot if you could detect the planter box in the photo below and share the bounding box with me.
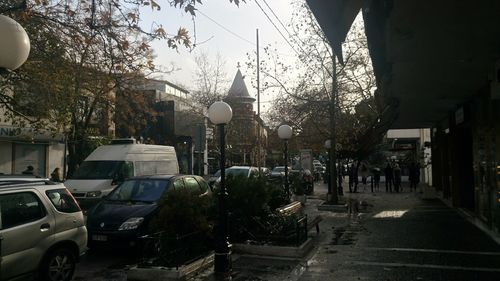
[127,253,214,281]
[233,238,314,259]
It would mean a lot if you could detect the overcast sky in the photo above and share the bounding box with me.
[140,0,299,107]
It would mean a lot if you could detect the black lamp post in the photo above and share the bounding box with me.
[0,15,30,74]
[278,125,292,200]
[208,101,233,279]
[324,140,332,201]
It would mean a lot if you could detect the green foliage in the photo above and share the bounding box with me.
[221,175,289,242]
[149,187,215,266]
[152,188,215,236]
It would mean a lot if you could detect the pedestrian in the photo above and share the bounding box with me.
[384,162,393,192]
[22,165,34,175]
[348,165,353,193]
[360,163,369,190]
[409,162,420,192]
[393,163,402,192]
[50,167,62,182]
[373,167,381,191]
[351,163,359,193]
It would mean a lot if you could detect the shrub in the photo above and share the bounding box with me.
[149,188,215,266]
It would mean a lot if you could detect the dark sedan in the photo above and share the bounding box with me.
[86,174,210,248]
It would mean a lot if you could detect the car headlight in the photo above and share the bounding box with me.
[86,191,102,198]
[118,217,144,231]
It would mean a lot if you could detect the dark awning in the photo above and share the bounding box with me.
[306,0,363,64]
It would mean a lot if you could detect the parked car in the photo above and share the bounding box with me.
[208,169,221,188]
[0,180,87,281]
[211,166,260,186]
[65,142,179,210]
[85,175,210,248]
[270,166,288,178]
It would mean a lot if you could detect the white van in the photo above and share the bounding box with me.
[65,143,179,208]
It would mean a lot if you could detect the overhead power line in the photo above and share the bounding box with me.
[196,9,296,58]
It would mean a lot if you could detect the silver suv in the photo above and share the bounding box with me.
[0,179,87,281]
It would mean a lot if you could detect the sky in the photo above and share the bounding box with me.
[139,0,300,110]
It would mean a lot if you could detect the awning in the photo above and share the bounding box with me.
[306,0,363,64]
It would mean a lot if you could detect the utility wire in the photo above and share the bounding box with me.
[253,0,302,59]
[196,9,296,58]
[196,9,255,46]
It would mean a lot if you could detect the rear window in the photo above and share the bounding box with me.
[46,189,81,213]
[226,168,249,177]
[0,192,46,229]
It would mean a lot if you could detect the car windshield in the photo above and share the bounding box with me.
[106,179,169,202]
[70,161,132,180]
[272,167,285,173]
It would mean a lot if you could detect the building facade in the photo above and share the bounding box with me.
[223,69,268,167]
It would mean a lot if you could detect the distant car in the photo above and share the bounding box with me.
[211,166,261,186]
[0,180,87,281]
[86,175,210,248]
[259,167,271,177]
[208,169,221,187]
[270,166,285,178]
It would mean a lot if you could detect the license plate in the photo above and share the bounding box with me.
[92,234,107,241]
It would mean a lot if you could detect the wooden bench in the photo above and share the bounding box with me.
[276,201,323,234]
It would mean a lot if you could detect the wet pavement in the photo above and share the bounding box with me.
[75,180,500,280]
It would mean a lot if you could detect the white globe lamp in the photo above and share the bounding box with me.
[208,101,232,125]
[0,15,30,71]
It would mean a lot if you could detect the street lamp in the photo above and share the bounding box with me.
[0,15,30,72]
[208,101,233,278]
[324,139,332,201]
[278,124,292,200]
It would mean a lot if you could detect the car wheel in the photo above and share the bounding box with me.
[39,248,76,281]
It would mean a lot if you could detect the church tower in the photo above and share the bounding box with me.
[224,69,257,165]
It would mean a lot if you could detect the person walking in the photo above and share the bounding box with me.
[393,163,402,192]
[409,162,421,192]
[348,164,354,193]
[50,167,62,182]
[373,167,381,191]
[384,162,393,192]
[22,165,35,175]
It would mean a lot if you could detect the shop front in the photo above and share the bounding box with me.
[0,126,65,178]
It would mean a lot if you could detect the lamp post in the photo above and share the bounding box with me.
[0,15,30,73]
[0,14,30,278]
[324,139,332,201]
[278,124,292,200]
[208,101,233,278]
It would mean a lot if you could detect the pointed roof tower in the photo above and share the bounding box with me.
[225,69,255,103]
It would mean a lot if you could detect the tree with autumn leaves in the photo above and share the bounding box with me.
[246,0,391,166]
[0,0,244,176]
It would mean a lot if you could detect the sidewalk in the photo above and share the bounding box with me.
[191,180,500,281]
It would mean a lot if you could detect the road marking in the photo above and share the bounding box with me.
[363,247,500,256]
[350,261,500,272]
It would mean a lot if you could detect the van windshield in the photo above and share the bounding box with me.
[70,161,133,180]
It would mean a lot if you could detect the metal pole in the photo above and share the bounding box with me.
[327,149,332,196]
[214,124,231,277]
[284,140,290,200]
[256,28,261,172]
[329,56,339,203]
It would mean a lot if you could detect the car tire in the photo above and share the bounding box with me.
[39,248,76,281]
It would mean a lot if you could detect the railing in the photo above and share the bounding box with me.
[137,231,213,270]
